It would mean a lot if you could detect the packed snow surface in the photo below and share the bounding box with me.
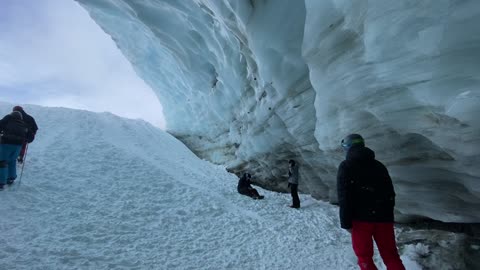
[0,104,436,269]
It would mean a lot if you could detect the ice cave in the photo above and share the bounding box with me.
[75,0,480,223]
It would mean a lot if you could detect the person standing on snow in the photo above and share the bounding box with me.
[337,134,405,270]
[237,173,264,199]
[0,110,27,189]
[12,106,38,164]
[288,159,300,208]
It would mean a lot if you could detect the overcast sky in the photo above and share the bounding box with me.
[0,0,166,129]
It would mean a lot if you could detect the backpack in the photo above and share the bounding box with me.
[19,113,38,143]
[1,117,28,145]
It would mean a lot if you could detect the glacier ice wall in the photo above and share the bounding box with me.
[76,0,480,223]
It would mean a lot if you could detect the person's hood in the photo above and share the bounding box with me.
[346,146,375,161]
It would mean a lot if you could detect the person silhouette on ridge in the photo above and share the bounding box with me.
[12,106,38,164]
[0,110,27,189]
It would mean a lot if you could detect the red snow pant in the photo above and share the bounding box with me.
[351,221,405,270]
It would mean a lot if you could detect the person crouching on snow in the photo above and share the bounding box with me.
[237,173,264,200]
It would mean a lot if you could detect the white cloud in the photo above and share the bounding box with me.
[0,0,166,129]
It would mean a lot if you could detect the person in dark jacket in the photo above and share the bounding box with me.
[288,160,300,208]
[12,106,38,164]
[237,173,264,199]
[0,111,27,189]
[337,134,405,270]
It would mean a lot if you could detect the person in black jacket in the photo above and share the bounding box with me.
[12,106,38,164]
[0,111,27,189]
[288,159,300,208]
[337,134,405,270]
[237,173,264,200]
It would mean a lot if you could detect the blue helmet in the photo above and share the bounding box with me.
[341,134,365,151]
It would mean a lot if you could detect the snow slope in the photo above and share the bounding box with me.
[0,103,430,269]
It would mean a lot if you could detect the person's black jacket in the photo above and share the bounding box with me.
[17,108,38,143]
[237,175,253,193]
[0,114,27,145]
[337,146,396,229]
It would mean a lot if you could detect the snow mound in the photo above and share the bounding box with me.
[0,103,472,269]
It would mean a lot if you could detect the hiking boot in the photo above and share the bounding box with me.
[289,205,300,209]
[0,184,4,190]
[17,157,23,164]
[6,178,15,185]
